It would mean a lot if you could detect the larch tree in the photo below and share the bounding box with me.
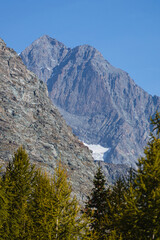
[51,162,84,240]
[30,161,89,240]
[29,169,57,239]
[2,146,36,240]
[0,167,8,239]
[119,111,160,239]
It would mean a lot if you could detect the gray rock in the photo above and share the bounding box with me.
[95,161,130,184]
[20,35,69,83]
[0,38,98,202]
[20,35,160,169]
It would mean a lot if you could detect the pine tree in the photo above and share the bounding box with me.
[2,146,36,240]
[85,167,108,239]
[119,112,160,239]
[106,176,127,236]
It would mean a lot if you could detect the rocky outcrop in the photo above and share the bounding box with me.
[20,35,69,83]
[0,38,97,202]
[20,36,160,168]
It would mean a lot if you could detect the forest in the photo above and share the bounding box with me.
[0,112,160,239]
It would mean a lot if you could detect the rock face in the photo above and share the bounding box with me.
[20,35,160,168]
[20,35,69,83]
[0,38,97,202]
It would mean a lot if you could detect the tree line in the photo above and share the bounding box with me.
[85,112,160,239]
[0,112,160,239]
[0,147,95,239]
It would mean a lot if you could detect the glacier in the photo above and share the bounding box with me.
[83,143,110,161]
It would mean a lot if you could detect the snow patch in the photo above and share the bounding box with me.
[83,143,109,161]
[40,67,51,70]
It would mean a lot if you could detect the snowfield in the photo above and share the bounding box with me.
[83,143,110,161]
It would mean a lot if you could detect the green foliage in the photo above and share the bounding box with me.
[29,161,91,239]
[2,146,36,239]
[108,230,123,240]
[151,111,160,137]
[106,177,127,236]
[85,112,160,239]
[85,167,108,239]
[118,112,160,239]
[52,162,78,239]
[51,162,89,240]
[86,168,128,239]
[0,167,8,238]
[0,112,159,239]
[29,170,56,239]
[0,148,94,239]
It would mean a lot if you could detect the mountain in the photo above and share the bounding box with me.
[20,35,69,83]
[0,38,97,202]
[20,35,160,168]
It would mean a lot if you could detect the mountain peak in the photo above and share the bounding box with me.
[36,35,62,45]
[37,34,53,43]
[20,36,160,168]
[39,34,50,39]
[20,35,69,82]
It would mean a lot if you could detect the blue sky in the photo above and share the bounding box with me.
[1,0,160,96]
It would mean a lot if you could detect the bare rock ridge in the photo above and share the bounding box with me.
[20,35,160,168]
[21,35,69,83]
[0,38,97,201]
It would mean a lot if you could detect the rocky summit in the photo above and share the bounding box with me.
[0,38,97,202]
[20,35,69,83]
[20,35,160,168]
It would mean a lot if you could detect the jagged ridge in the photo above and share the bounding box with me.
[20,35,160,168]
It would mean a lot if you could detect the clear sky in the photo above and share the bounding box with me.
[1,0,160,96]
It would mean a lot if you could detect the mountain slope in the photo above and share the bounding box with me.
[0,38,96,201]
[20,36,160,168]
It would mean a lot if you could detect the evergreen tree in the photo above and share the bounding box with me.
[0,167,8,239]
[2,146,35,240]
[51,162,84,240]
[29,170,57,239]
[85,167,108,239]
[106,177,127,236]
[151,111,160,137]
[119,112,160,239]
[108,229,123,240]
[30,162,88,240]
